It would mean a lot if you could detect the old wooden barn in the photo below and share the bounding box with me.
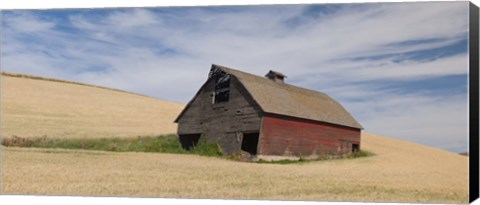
[174,64,363,159]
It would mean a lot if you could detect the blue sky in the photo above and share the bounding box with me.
[1,2,470,152]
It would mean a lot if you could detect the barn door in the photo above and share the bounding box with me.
[179,134,201,150]
[241,132,259,155]
[352,144,359,153]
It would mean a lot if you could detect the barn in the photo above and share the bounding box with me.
[174,64,363,160]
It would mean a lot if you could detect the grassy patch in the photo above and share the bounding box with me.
[2,135,371,161]
[348,150,374,158]
[1,134,223,157]
[188,139,223,156]
[255,151,374,164]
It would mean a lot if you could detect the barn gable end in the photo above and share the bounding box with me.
[176,66,263,155]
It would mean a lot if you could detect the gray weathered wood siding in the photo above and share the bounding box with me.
[177,76,263,154]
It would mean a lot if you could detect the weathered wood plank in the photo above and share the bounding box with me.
[177,75,262,154]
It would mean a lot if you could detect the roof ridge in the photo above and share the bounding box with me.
[213,64,328,97]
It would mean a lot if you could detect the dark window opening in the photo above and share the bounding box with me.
[241,133,259,155]
[352,144,359,153]
[179,134,201,150]
[213,72,230,103]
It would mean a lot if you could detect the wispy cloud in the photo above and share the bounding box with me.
[1,2,469,152]
[3,12,56,32]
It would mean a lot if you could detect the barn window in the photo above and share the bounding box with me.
[213,73,230,103]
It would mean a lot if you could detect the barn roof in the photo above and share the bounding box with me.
[212,64,363,129]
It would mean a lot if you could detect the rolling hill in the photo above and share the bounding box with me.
[0,72,469,203]
[0,72,185,139]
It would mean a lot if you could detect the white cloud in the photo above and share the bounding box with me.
[1,2,470,152]
[354,94,468,151]
[105,9,158,28]
[3,12,56,32]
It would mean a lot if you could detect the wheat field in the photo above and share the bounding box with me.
[1,132,468,203]
[0,72,469,203]
[0,73,185,139]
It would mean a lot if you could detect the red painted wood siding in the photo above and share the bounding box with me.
[258,114,361,157]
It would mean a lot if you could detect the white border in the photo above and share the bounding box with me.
[0,195,435,205]
[0,1,477,205]
[0,0,478,10]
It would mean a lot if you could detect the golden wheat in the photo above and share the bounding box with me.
[0,74,185,139]
[0,73,468,202]
[1,132,468,203]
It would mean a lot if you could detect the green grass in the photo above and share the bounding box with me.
[1,134,223,157]
[2,135,371,161]
[348,150,374,158]
[255,150,374,164]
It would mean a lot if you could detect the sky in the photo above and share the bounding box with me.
[1,2,470,153]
